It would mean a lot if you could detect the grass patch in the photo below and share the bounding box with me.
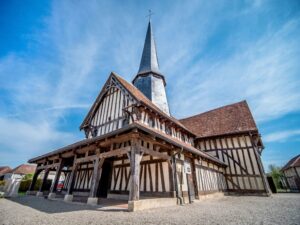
[18,191,26,196]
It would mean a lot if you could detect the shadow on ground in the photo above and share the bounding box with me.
[6,196,128,214]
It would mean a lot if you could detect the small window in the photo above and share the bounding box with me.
[148,117,155,128]
[92,128,98,137]
[166,126,171,135]
[122,117,129,126]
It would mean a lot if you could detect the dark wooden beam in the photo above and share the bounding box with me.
[89,157,105,198]
[128,138,143,201]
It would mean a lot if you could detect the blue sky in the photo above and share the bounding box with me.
[0,0,299,171]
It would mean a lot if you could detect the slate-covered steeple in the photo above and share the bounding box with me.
[133,20,170,115]
[137,21,160,75]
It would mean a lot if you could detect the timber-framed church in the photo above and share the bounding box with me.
[27,20,270,211]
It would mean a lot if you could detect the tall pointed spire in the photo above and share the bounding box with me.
[132,19,170,115]
[137,20,161,75]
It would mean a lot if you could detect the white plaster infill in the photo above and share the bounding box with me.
[64,194,73,202]
[87,197,99,205]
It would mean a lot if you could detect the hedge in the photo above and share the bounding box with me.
[19,179,52,192]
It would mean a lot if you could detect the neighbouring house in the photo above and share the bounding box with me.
[281,155,300,192]
[3,164,36,197]
[27,20,270,211]
[0,166,12,181]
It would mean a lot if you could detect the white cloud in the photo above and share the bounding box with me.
[264,129,300,143]
[0,117,80,166]
[168,18,300,122]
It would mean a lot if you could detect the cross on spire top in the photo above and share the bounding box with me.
[146,9,154,21]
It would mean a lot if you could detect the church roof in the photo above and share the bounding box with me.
[113,73,193,134]
[282,155,300,171]
[137,20,161,75]
[179,101,258,138]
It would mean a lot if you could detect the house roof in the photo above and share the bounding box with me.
[282,155,300,171]
[11,164,36,175]
[179,101,258,138]
[0,166,12,176]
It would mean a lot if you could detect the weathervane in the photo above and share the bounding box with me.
[146,9,154,21]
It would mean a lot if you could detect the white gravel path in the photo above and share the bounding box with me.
[0,193,299,225]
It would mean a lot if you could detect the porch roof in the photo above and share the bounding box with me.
[28,123,226,167]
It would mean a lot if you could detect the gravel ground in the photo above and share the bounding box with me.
[0,193,299,225]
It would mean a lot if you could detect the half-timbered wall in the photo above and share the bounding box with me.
[138,110,194,146]
[283,167,300,191]
[196,134,267,193]
[194,159,226,194]
[175,154,226,200]
[89,86,136,137]
[109,140,172,197]
[73,163,94,191]
[110,155,170,194]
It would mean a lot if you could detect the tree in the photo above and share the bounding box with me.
[268,164,283,190]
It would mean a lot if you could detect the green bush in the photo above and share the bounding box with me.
[0,180,5,186]
[19,179,52,192]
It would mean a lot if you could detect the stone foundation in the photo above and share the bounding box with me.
[36,191,44,197]
[128,198,177,212]
[64,194,73,202]
[48,192,56,199]
[87,197,99,205]
[198,192,224,200]
[107,193,129,200]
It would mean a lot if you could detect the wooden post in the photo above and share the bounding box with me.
[66,163,78,195]
[192,158,199,199]
[89,157,105,198]
[37,169,49,196]
[170,154,177,198]
[27,168,40,194]
[40,169,50,192]
[49,159,64,198]
[253,145,271,195]
[128,138,143,201]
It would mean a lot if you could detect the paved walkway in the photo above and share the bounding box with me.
[1,193,299,225]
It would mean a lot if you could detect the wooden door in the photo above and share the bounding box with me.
[185,159,195,203]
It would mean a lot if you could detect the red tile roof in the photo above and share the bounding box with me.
[179,101,258,138]
[282,155,300,171]
[0,166,12,176]
[11,164,36,175]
